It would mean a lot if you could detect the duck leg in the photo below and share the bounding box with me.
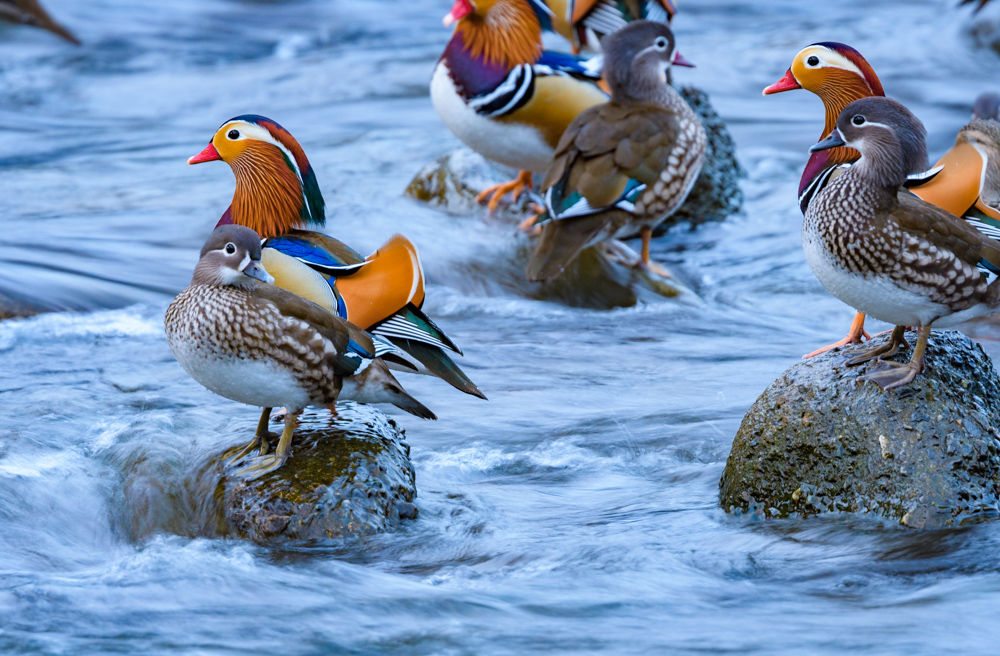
[476,170,534,214]
[631,226,673,278]
[845,325,907,367]
[860,326,930,390]
[225,407,274,464]
[233,411,301,480]
[803,313,872,359]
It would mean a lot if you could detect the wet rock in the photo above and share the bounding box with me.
[223,404,418,542]
[405,86,744,229]
[719,330,1000,528]
[523,241,699,307]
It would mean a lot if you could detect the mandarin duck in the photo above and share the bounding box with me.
[166,226,435,479]
[546,0,676,54]
[525,20,704,282]
[431,0,609,215]
[804,98,1000,389]
[0,0,77,43]
[187,115,485,401]
[765,42,1000,357]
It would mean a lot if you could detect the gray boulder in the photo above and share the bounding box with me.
[719,330,1000,528]
[405,86,744,229]
[223,404,418,541]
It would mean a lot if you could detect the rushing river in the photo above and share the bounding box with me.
[2,0,1000,653]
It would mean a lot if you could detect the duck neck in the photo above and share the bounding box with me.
[222,146,306,239]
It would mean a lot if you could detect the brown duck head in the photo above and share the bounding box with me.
[811,97,928,191]
[602,20,691,104]
[193,225,274,288]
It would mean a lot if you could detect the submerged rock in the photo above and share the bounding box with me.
[405,86,744,229]
[223,404,418,541]
[524,241,699,307]
[719,330,1000,528]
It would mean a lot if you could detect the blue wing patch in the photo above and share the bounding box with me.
[265,236,367,275]
[536,51,604,80]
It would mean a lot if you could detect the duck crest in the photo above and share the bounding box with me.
[443,0,543,98]
[222,114,326,239]
[799,42,885,199]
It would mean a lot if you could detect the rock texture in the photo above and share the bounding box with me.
[405,86,744,229]
[223,404,418,541]
[720,330,1000,528]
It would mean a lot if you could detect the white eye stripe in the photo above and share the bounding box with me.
[798,46,866,78]
[238,253,251,271]
[219,120,308,197]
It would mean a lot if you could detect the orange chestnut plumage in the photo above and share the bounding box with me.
[188,114,324,239]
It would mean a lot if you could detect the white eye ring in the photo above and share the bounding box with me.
[654,36,668,50]
[806,55,820,67]
[227,129,242,140]
[225,242,236,255]
[852,115,866,126]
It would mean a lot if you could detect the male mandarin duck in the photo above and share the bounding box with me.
[545,0,676,53]
[166,226,434,479]
[804,98,1000,389]
[525,20,704,282]
[430,0,609,214]
[187,115,486,400]
[0,0,78,43]
[764,43,1000,357]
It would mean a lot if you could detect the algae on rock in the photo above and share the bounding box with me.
[720,330,1000,528]
[223,404,418,541]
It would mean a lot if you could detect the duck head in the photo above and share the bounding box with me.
[765,43,884,197]
[193,225,275,288]
[188,115,325,239]
[973,92,1000,122]
[443,0,549,68]
[602,20,691,103]
[811,97,928,191]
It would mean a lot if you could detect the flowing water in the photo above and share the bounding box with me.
[2,0,1000,653]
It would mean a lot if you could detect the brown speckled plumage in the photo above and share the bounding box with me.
[166,283,351,407]
[803,97,1000,389]
[165,226,434,478]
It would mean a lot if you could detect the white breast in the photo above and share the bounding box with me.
[430,62,553,172]
[801,223,946,327]
[168,336,311,410]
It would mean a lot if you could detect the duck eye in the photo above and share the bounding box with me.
[654,36,668,50]
[225,243,236,255]
[227,129,240,140]
[852,115,866,126]
[807,56,820,66]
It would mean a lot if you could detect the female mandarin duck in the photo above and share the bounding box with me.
[187,115,485,400]
[525,20,704,282]
[545,0,676,53]
[804,98,1000,389]
[764,43,1000,357]
[166,226,435,479]
[0,0,78,43]
[431,0,611,214]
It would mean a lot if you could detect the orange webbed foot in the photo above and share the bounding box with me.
[803,312,870,359]
[517,203,545,236]
[476,170,534,214]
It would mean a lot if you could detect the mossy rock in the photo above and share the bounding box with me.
[406,86,744,229]
[223,404,418,542]
[720,330,1000,528]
